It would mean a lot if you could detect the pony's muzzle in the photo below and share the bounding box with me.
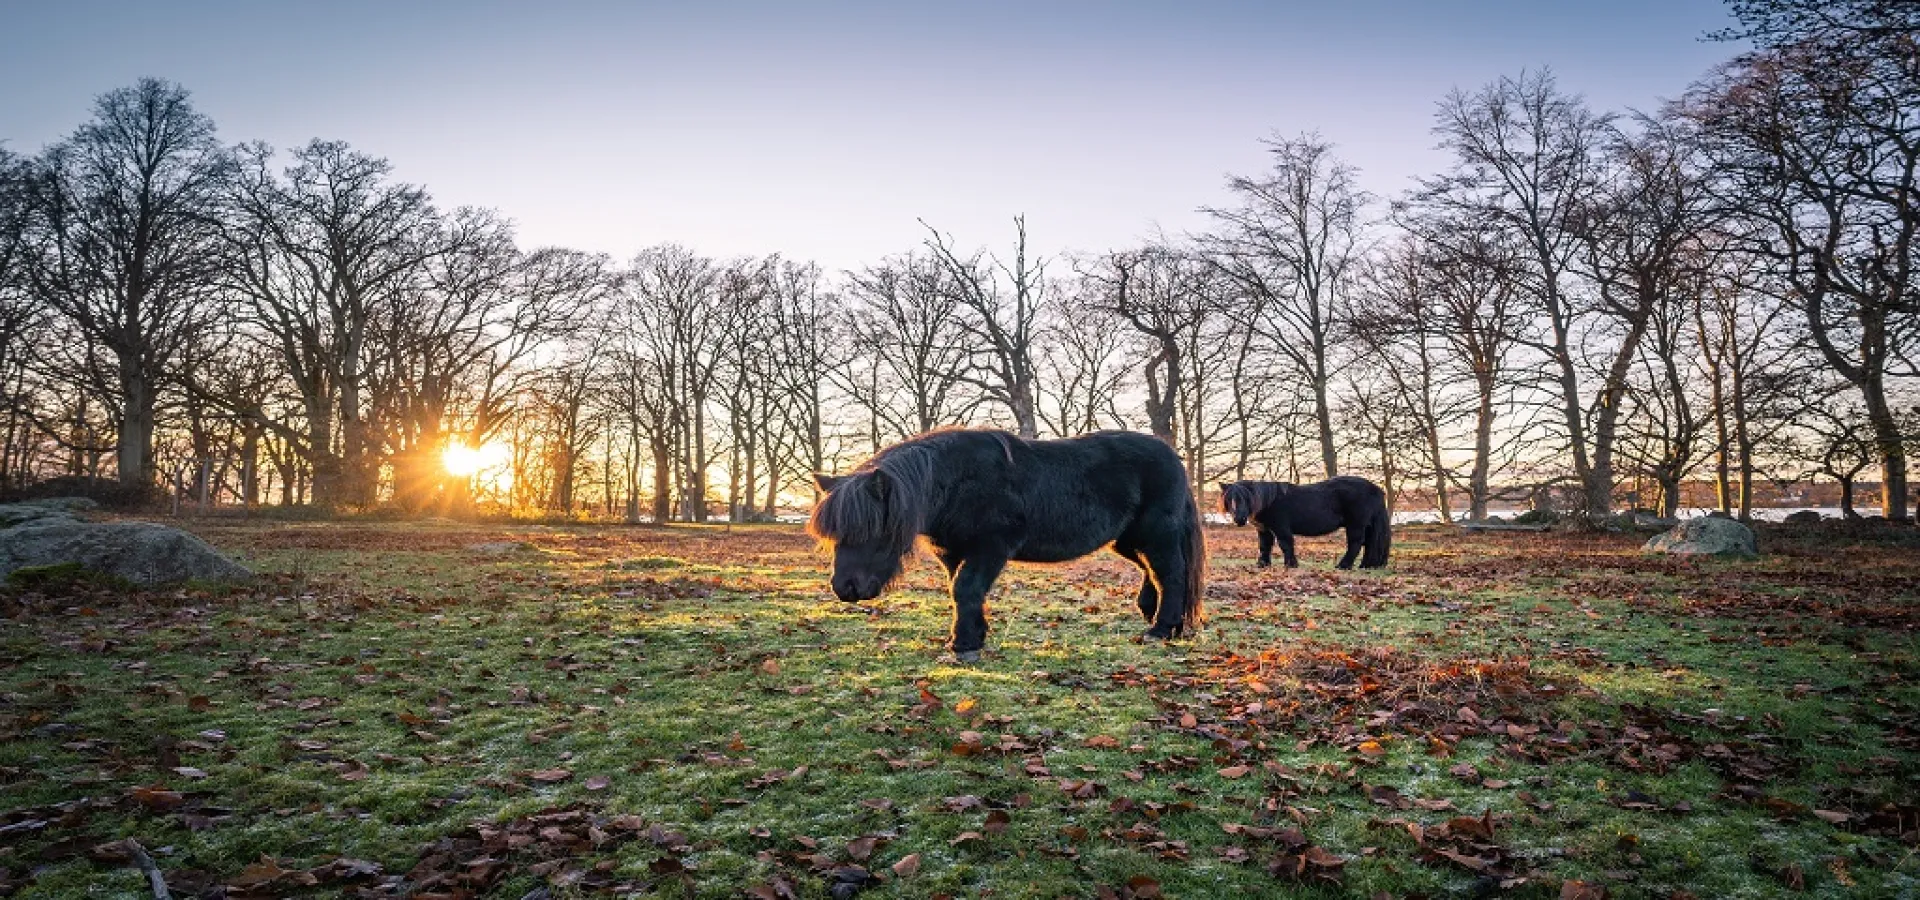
[831,577,879,603]
[1233,515,1249,527]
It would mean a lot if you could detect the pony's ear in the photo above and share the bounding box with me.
[813,472,845,493]
[1219,482,1234,492]
[865,469,892,500]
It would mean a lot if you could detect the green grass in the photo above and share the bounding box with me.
[0,521,1914,898]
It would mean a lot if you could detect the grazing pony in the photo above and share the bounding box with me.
[809,429,1206,661]
[1219,476,1391,569]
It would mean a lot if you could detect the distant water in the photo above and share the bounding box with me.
[799,508,1859,527]
[1386,506,1852,526]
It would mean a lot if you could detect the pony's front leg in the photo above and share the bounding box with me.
[948,554,1008,662]
[1256,528,1275,568]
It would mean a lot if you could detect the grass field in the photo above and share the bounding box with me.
[1,519,1915,898]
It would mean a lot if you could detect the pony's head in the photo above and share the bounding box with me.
[807,448,932,602]
[1219,481,1286,527]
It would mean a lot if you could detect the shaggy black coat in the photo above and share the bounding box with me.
[810,429,1206,661]
[1219,476,1391,569]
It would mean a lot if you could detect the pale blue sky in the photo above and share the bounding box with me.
[0,1,1744,267]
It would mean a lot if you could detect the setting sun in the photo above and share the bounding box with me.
[442,441,508,479]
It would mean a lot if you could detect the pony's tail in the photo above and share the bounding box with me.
[1183,493,1206,634]
[1364,509,1392,567]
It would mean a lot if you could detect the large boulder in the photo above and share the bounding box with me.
[0,504,251,586]
[0,498,97,529]
[1642,516,1758,559]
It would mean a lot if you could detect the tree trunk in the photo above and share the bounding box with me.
[625,427,644,524]
[553,443,575,514]
[1863,381,1910,521]
[1314,374,1338,478]
[764,447,781,518]
[1376,431,1396,512]
[1010,390,1038,440]
[1545,297,1596,512]
[1469,371,1496,521]
[736,438,754,523]
[691,404,709,523]
[240,426,260,511]
[651,436,673,523]
[1657,477,1681,518]
[1143,344,1179,445]
[1426,420,1451,524]
[1725,363,1753,520]
[1710,367,1732,514]
[338,379,379,508]
[1586,304,1653,517]
[116,369,155,492]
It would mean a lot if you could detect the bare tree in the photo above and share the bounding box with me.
[1082,246,1219,447]
[1427,70,1618,514]
[622,245,725,521]
[600,331,676,523]
[923,216,1047,438]
[1687,4,1920,518]
[1799,395,1878,518]
[714,258,778,521]
[534,335,607,516]
[224,139,457,508]
[0,149,51,493]
[397,244,608,512]
[1203,134,1365,478]
[766,260,839,509]
[841,253,976,439]
[1367,215,1530,521]
[17,79,232,492]
[1036,279,1133,438]
[1691,237,1806,518]
[1615,274,1710,516]
[1574,116,1718,517]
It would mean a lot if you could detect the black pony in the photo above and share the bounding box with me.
[1219,476,1391,569]
[809,429,1206,661]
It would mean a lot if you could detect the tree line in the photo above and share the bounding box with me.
[0,0,1913,521]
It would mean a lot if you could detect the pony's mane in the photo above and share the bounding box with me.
[806,439,938,556]
[1224,480,1285,516]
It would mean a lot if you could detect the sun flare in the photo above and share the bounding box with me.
[443,441,508,479]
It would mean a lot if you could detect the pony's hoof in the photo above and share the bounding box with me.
[1140,629,1178,644]
[949,649,983,664]
[1256,560,1272,569]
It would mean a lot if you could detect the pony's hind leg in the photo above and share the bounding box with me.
[936,549,963,582]
[1113,545,1158,623]
[1139,544,1191,640]
[1336,526,1363,570]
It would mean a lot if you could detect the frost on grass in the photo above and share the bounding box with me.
[1,521,1915,898]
